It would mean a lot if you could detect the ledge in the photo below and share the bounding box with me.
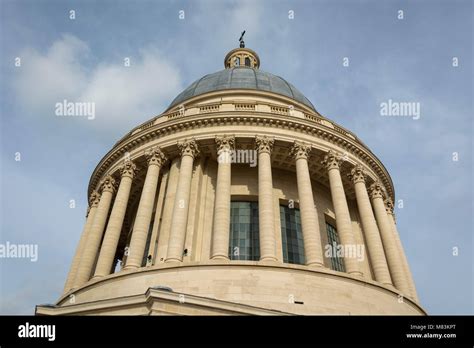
[58,260,425,315]
[87,109,395,202]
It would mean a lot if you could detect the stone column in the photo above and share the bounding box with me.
[385,198,419,301]
[211,135,235,260]
[73,176,116,287]
[125,148,166,270]
[255,136,277,261]
[349,165,392,285]
[93,160,137,278]
[322,151,362,276]
[166,139,200,262]
[369,182,410,294]
[63,191,100,293]
[289,142,324,267]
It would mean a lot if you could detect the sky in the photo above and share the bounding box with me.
[0,0,472,315]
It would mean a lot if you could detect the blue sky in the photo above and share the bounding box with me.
[0,0,472,314]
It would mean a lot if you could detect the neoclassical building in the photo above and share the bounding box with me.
[37,43,425,315]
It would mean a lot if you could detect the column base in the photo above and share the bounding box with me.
[260,256,278,262]
[211,254,229,261]
[349,271,364,277]
[306,262,325,268]
[164,258,182,263]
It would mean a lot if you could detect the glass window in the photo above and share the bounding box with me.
[326,222,346,272]
[280,206,305,265]
[141,210,155,267]
[234,57,240,66]
[229,201,259,260]
[245,57,251,67]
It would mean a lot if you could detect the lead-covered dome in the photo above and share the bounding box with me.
[167,67,315,111]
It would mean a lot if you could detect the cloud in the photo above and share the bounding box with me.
[11,34,183,133]
[12,34,90,108]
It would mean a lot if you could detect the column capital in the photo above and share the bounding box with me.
[289,141,311,160]
[322,150,342,171]
[146,147,167,167]
[86,190,101,217]
[348,165,367,184]
[99,175,116,194]
[178,139,200,159]
[119,160,138,179]
[255,135,274,154]
[369,181,385,200]
[89,190,101,208]
[385,197,395,215]
[215,135,235,154]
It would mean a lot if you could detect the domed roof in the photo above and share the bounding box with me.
[167,67,316,111]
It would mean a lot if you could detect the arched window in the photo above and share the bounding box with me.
[245,57,251,67]
[280,205,305,265]
[229,201,259,260]
[234,57,240,66]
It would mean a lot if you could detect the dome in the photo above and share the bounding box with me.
[167,67,316,111]
[42,41,423,317]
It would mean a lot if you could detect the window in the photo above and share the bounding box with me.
[280,206,305,265]
[229,201,259,260]
[141,210,155,267]
[234,57,240,66]
[245,57,251,67]
[326,222,345,272]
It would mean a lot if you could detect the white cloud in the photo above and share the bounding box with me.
[13,34,89,108]
[12,34,183,132]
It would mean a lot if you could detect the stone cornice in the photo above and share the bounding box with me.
[88,111,395,202]
[117,89,321,145]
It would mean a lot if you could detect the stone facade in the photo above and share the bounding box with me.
[36,46,424,316]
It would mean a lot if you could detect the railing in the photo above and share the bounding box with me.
[199,104,220,113]
[120,101,359,149]
[304,113,322,124]
[333,125,347,136]
[167,110,185,120]
[270,105,289,115]
[141,120,155,130]
[235,103,256,111]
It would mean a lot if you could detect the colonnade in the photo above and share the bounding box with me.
[63,136,417,301]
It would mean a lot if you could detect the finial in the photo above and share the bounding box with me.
[224,32,260,69]
[239,30,246,48]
